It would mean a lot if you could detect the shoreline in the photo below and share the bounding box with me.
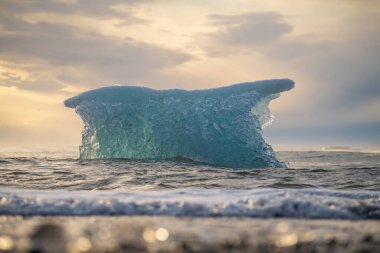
[0,216,379,252]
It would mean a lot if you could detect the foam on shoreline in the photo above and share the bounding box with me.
[1,188,379,219]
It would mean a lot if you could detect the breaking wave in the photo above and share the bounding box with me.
[1,188,379,219]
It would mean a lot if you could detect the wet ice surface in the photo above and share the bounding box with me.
[64,79,294,168]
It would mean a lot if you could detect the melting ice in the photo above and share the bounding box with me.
[65,79,294,168]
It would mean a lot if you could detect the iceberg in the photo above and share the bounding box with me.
[65,79,294,168]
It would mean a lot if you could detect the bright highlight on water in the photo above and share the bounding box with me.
[64,79,294,168]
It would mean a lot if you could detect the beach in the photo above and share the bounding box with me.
[1,216,379,253]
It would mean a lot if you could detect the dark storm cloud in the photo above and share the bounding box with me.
[208,12,292,47]
[0,0,191,91]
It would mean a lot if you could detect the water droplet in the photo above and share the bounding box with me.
[276,222,289,233]
[275,233,298,247]
[155,227,169,241]
[0,235,13,251]
[143,229,156,243]
[76,237,92,252]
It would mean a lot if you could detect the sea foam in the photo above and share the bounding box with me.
[0,188,379,219]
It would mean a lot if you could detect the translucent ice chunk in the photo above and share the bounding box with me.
[65,79,294,168]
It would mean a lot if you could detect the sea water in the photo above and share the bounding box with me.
[1,80,379,220]
[0,150,379,219]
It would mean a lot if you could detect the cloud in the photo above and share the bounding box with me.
[1,1,379,148]
[265,121,380,148]
[0,0,192,92]
[0,22,189,69]
[208,12,292,47]
[200,8,380,150]
[205,12,332,60]
[290,11,380,111]
[0,0,149,19]
[205,10,380,124]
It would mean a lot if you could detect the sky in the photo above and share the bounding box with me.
[0,0,379,150]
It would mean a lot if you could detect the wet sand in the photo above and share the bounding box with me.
[0,216,379,253]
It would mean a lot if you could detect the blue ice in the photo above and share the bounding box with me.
[65,79,294,168]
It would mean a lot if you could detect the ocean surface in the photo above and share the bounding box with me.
[0,150,379,219]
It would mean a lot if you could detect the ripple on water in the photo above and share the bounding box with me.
[0,151,379,191]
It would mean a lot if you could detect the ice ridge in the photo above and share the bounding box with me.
[64,79,294,168]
